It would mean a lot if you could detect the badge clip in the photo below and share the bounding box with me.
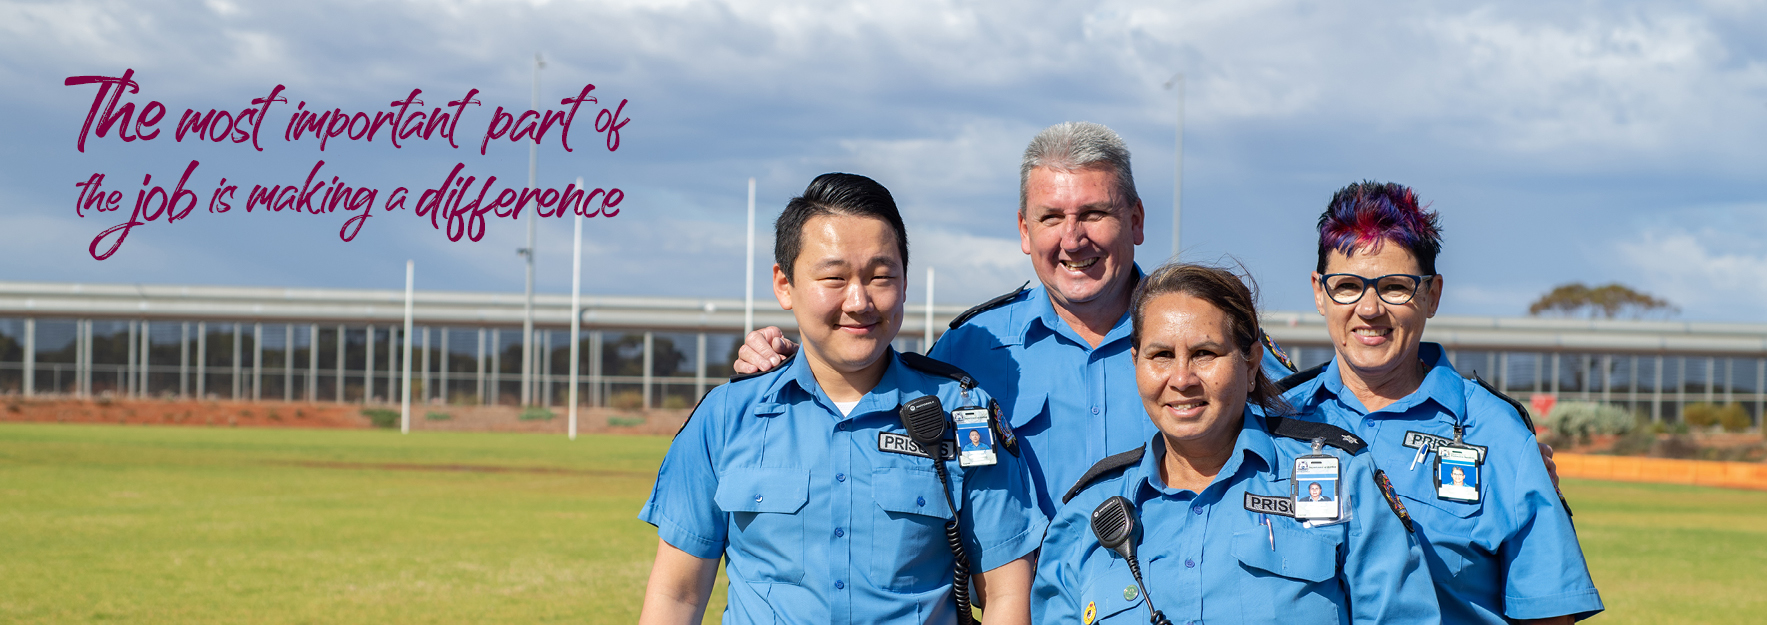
[1433,426,1482,503]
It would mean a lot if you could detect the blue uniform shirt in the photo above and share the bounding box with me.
[1283,343,1604,622]
[639,350,1045,625]
[1033,410,1440,624]
[932,278,1298,517]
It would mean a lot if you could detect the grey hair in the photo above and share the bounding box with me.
[1018,121,1140,214]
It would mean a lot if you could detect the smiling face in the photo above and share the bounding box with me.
[1312,241,1443,389]
[1133,292,1258,453]
[773,213,906,383]
[1019,166,1144,313]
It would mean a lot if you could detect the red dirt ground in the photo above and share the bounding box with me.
[0,397,692,436]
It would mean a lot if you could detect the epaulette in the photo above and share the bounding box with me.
[947,281,1029,330]
[728,353,793,383]
[1275,361,1329,394]
[1062,445,1145,504]
[1265,415,1366,454]
[900,352,977,389]
[1471,374,1535,433]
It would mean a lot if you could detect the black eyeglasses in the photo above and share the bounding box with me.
[1318,273,1436,306]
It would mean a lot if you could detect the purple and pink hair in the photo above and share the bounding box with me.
[1314,181,1442,274]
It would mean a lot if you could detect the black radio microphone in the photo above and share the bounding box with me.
[898,395,975,625]
[1090,496,1172,625]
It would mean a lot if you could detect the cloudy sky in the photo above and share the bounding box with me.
[2,0,1764,321]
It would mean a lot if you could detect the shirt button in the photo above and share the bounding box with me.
[836,422,848,432]
[1362,417,1376,429]
[1191,505,1203,515]
[835,580,845,590]
[916,496,926,507]
[754,494,763,503]
[836,473,846,482]
[834,527,844,538]
[1091,406,1100,415]
[1185,558,1195,568]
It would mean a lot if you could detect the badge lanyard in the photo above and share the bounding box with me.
[952,389,996,467]
[1291,437,1341,521]
[1433,424,1482,502]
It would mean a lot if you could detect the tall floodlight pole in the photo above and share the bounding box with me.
[569,177,584,441]
[744,177,756,336]
[401,260,414,434]
[924,267,935,352]
[521,53,545,406]
[1164,73,1184,261]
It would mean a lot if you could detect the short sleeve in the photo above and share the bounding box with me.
[637,390,728,559]
[1340,454,1440,624]
[1494,425,1604,620]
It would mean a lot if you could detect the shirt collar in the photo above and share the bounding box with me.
[1135,407,1275,499]
[1016,264,1145,348]
[1317,342,1466,419]
[768,347,906,421]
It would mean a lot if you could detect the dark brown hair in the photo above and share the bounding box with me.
[1129,262,1290,415]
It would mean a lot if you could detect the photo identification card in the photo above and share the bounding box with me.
[1434,445,1481,502]
[952,407,996,467]
[1292,455,1340,520]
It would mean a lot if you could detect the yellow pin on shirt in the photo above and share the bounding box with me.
[1083,600,1097,624]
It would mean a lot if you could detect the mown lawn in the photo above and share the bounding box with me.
[0,422,1761,623]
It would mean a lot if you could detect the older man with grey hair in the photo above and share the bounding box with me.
[735,121,1189,515]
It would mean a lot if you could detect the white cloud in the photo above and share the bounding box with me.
[1613,209,1767,322]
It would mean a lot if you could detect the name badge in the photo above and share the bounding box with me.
[1434,444,1481,502]
[1292,454,1341,520]
[953,406,996,467]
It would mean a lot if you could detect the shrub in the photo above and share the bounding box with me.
[608,391,645,411]
[608,416,644,427]
[424,411,452,421]
[1542,401,1634,443]
[518,407,555,421]
[362,409,399,429]
[1683,402,1719,429]
[1718,404,1752,433]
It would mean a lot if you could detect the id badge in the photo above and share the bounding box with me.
[1434,444,1481,502]
[1292,455,1341,520]
[953,407,996,467]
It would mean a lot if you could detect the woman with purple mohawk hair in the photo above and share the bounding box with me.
[1276,181,1603,624]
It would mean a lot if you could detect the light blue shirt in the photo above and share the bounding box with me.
[931,277,1297,517]
[639,350,1045,625]
[1033,410,1440,624]
[1283,343,1604,622]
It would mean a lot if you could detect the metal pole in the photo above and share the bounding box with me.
[695,332,707,401]
[180,322,190,398]
[570,197,583,440]
[924,267,935,352]
[21,318,33,397]
[590,331,602,408]
[402,260,414,434]
[477,328,487,405]
[1653,355,1664,422]
[365,325,375,404]
[1165,73,1184,260]
[643,331,654,411]
[744,177,756,335]
[335,325,346,403]
[252,322,262,402]
[440,327,449,404]
[308,323,319,402]
[232,323,242,400]
[139,321,151,397]
[421,327,431,404]
[521,52,545,407]
[127,321,137,397]
[196,322,206,399]
[489,329,499,405]
[284,324,294,402]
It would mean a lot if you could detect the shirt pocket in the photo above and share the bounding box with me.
[871,467,956,593]
[1231,525,1342,622]
[714,467,809,583]
[1398,492,1484,579]
[1078,564,1145,623]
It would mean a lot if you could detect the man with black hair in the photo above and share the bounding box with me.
[639,173,1043,625]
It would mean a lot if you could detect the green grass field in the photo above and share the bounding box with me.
[2,423,1762,623]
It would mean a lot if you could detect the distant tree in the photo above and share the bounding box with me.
[1527,282,1677,319]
